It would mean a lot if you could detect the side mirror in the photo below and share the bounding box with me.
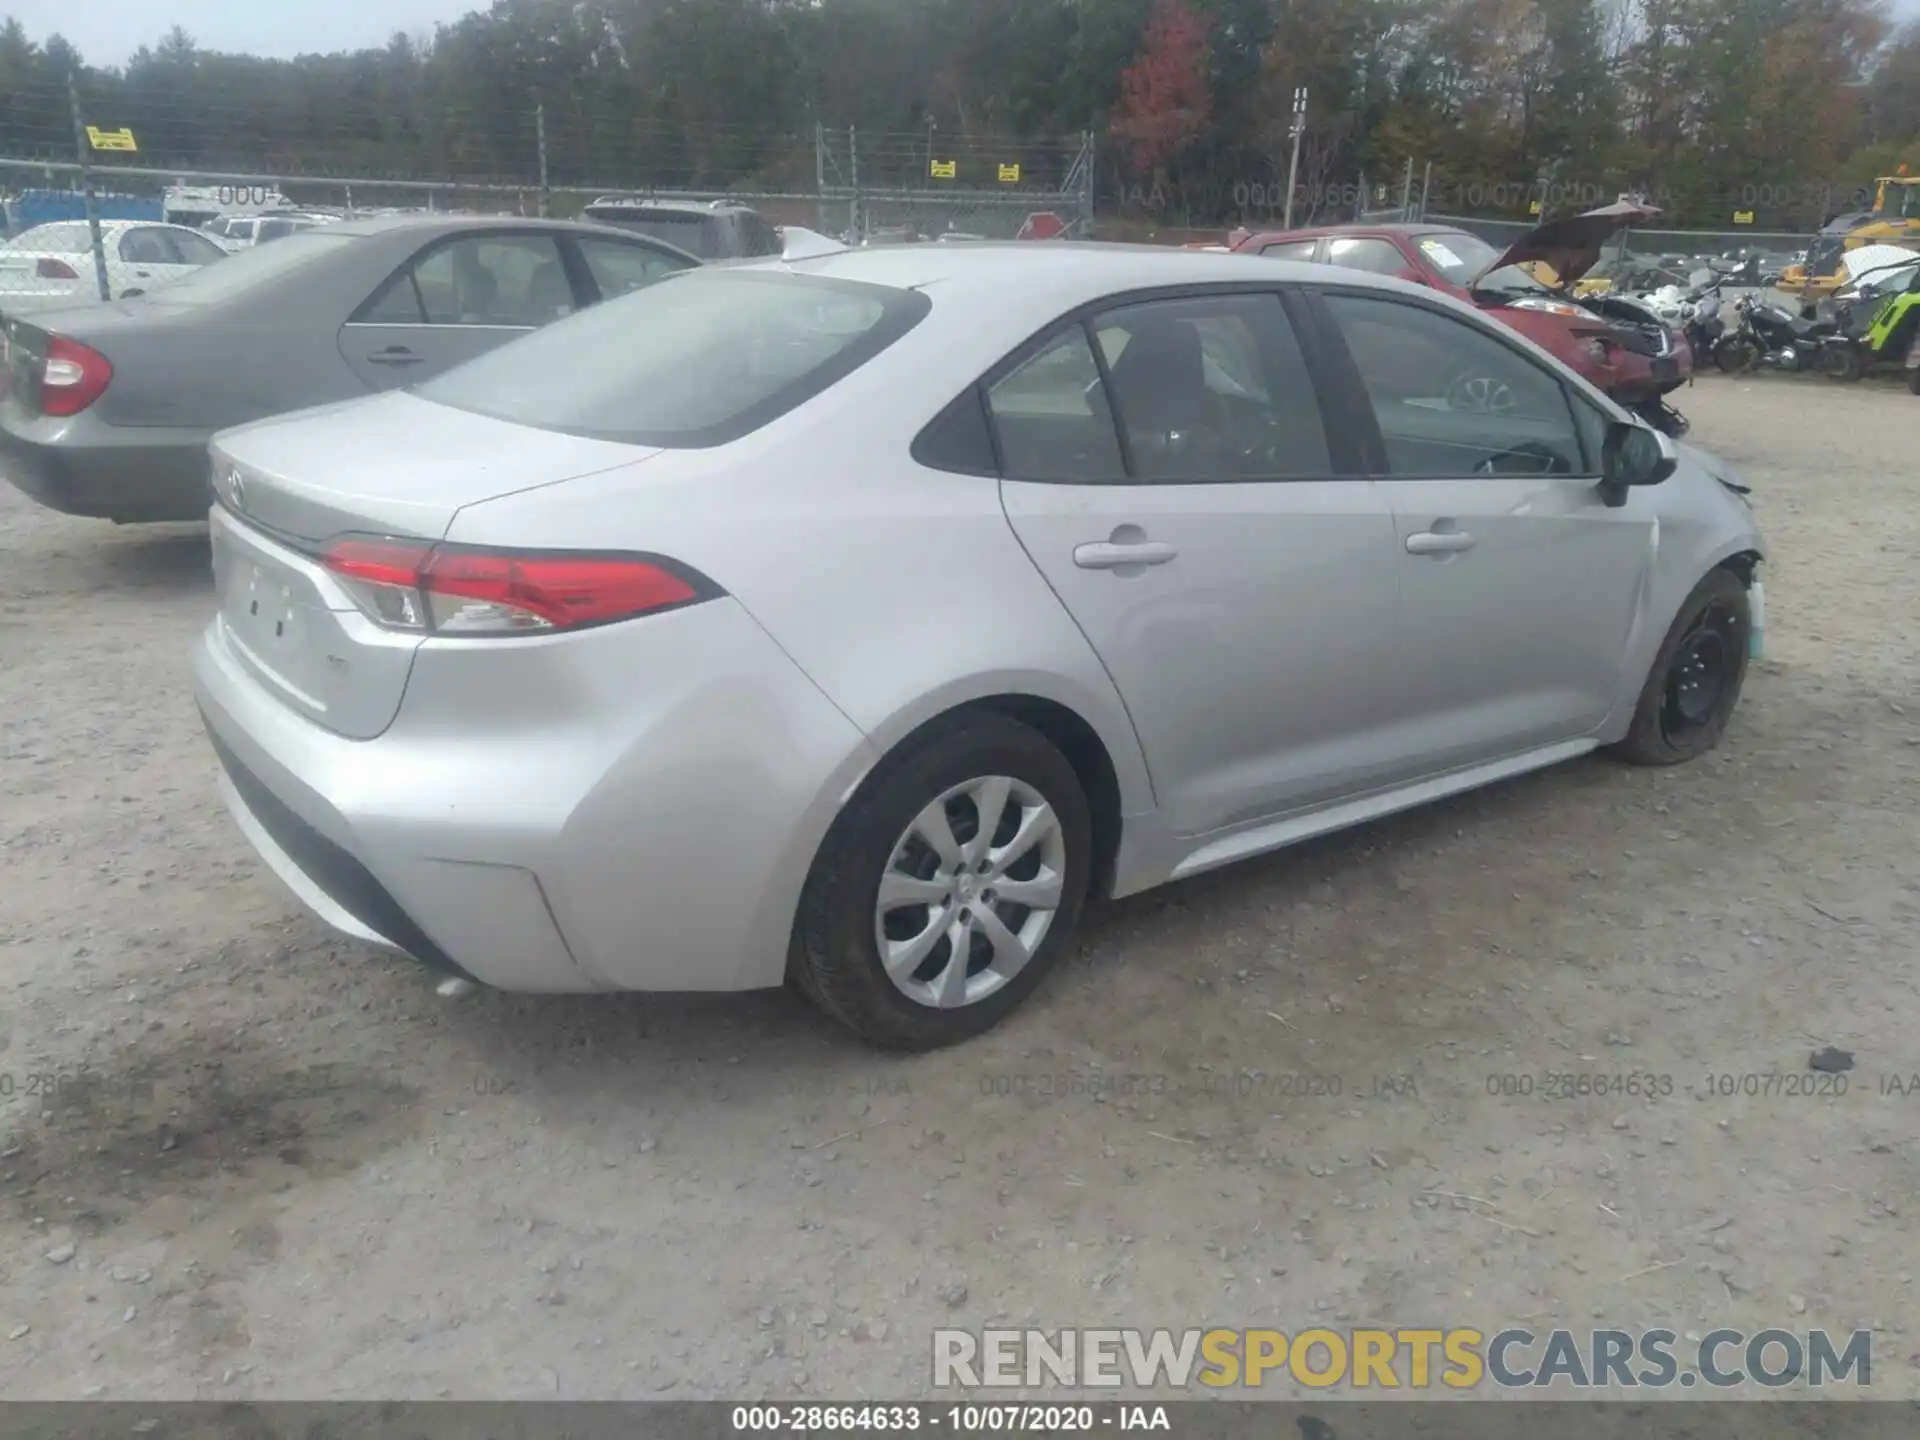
[1599,421,1677,506]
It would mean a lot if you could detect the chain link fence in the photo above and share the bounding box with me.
[0,88,1096,315]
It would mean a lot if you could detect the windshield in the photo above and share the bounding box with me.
[146,231,355,304]
[1415,232,1548,294]
[415,268,931,447]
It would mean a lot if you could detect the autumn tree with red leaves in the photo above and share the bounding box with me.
[1110,0,1213,178]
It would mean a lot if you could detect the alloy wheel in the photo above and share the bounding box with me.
[873,775,1066,1009]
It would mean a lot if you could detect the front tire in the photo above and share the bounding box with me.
[1714,337,1756,374]
[792,713,1092,1050]
[1819,344,1863,382]
[1609,568,1751,766]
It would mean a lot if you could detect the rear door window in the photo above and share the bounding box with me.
[1260,239,1320,262]
[161,228,227,265]
[407,235,576,326]
[574,235,694,301]
[986,329,1126,482]
[118,228,177,265]
[1090,293,1331,479]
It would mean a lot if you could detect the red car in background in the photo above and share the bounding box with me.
[1231,202,1694,436]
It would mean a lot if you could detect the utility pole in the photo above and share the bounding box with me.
[66,78,111,303]
[815,121,828,233]
[1399,155,1414,219]
[1282,87,1308,232]
[1418,160,1432,222]
[847,125,861,244]
[535,103,550,218]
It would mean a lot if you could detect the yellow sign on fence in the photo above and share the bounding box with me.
[930,159,957,180]
[85,126,138,152]
[1528,199,1542,215]
[998,163,1021,184]
[1733,209,1755,225]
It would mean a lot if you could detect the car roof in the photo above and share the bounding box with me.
[583,198,753,217]
[319,213,639,239]
[306,213,698,258]
[18,218,201,237]
[732,241,1423,315]
[1240,223,1472,245]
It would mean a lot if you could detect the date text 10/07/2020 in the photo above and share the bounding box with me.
[731,1406,1169,1432]
[1482,1073,1860,1100]
[976,1073,1417,1100]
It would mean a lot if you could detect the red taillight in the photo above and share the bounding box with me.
[35,257,80,280]
[321,538,710,636]
[41,336,113,417]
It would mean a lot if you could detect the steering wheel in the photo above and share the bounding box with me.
[1445,373,1518,415]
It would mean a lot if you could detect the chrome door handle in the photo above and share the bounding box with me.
[368,347,424,366]
[1405,531,1476,556]
[1073,540,1178,570]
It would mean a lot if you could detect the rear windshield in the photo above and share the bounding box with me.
[145,231,356,304]
[414,269,931,448]
[584,209,716,257]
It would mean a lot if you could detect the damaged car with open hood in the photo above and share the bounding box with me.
[1232,199,1694,436]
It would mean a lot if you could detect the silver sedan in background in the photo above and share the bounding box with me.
[192,244,1765,1050]
[0,215,696,522]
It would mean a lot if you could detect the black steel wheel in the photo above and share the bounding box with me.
[1610,568,1752,766]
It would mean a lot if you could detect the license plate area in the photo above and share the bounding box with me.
[224,559,308,649]
[1652,357,1679,381]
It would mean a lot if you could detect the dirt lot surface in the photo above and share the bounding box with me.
[1,377,1916,1402]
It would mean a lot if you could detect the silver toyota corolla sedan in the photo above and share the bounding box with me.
[192,243,1765,1050]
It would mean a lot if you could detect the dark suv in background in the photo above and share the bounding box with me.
[578,198,781,260]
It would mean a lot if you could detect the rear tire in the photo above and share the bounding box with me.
[1908,364,1920,396]
[1608,568,1751,767]
[791,713,1092,1050]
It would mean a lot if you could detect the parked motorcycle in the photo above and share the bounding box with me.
[1713,293,1846,374]
[1645,269,1728,360]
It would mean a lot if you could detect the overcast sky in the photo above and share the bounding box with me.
[5,0,1918,69]
[4,0,475,67]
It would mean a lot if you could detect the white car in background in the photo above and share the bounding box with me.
[0,219,229,307]
[203,212,337,252]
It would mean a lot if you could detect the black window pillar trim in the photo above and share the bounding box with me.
[1077,316,1138,481]
[1291,286,1391,476]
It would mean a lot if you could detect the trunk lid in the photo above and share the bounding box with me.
[212,389,654,546]
[210,390,657,738]
[1475,199,1663,291]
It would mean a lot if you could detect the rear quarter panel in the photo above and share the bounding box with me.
[442,313,1159,954]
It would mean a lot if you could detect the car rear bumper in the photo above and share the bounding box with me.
[191,591,878,994]
[0,409,213,522]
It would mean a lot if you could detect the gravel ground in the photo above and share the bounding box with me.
[0,376,1916,1401]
